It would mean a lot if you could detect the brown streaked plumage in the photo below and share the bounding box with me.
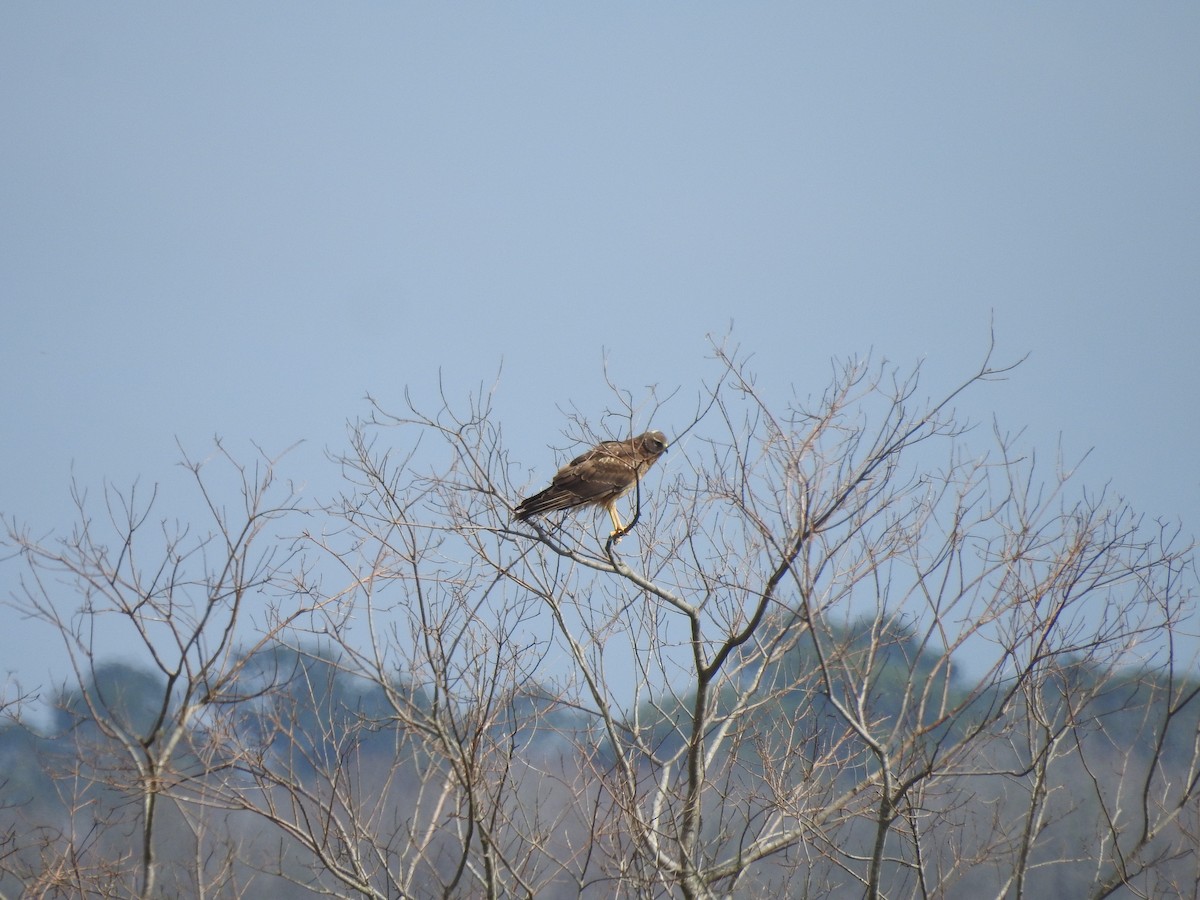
[515,431,669,536]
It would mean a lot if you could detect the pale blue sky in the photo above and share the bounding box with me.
[3,4,1198,689]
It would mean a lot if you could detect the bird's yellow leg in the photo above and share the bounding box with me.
[607,502,624,537]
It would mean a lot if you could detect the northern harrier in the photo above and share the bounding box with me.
[515,431,669,537]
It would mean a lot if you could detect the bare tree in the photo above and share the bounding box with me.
[4,339,1197,899]
[3,442,312,898]
[253,337,1188,899]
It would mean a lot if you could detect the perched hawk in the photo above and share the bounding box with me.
[515,431,669,537]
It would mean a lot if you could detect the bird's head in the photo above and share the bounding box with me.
[638,431,669,456]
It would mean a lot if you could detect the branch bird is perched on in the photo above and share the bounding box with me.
[515,431,669,538]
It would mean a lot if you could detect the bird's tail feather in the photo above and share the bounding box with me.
[514,488,578,520]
